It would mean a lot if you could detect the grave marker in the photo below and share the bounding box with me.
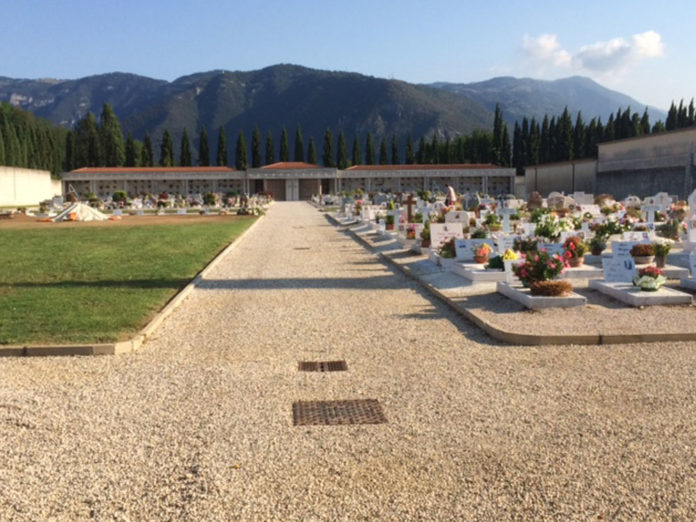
[602,257,636,283]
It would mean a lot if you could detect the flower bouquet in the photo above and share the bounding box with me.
[632,266,666,291]
[512,249,572,296]
[473,243,492,264]
[630,243,655,265]
[652,238,673,268]
[439,237,456,259]
[563,236,588,267]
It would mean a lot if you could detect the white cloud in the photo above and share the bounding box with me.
[521,30,664,76]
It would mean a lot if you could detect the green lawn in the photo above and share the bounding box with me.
[0,218,256,345]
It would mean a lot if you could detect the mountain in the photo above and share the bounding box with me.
[0,66,666,157]
[429,76,666,125]
[0,65,493,149]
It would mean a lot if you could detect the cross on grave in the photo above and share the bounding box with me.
[642,204,661,224]
[499,208,517,234]
[405,194,416,223]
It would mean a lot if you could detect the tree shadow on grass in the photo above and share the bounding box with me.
[1,279,190,290]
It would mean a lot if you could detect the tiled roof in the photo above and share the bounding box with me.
[261,162,323,169]
[345,163,500,171]
[70,166,236,174]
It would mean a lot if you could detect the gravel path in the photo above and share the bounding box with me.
[1,202,695,520]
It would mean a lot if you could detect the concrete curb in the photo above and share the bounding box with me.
[327,212,696,347]
[1,215,265,357]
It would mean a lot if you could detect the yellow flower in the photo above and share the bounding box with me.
[502,249,518,261]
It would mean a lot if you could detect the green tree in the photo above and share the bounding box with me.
[307,137,317,164]
[251,125,262,168]
[351,135,361,166]
[364,132,375,165]
[99,103,125,167]
[405,136,415,164]
[198,126,210,166]
[378,137,388,164]
[216,126,227,166]
[430,133,440,164]
[416,136,426,164]
[235,130,248,170]
[124,132,137,167]
[63,130,73,171]
[179,128,192,166]
[265,130,275,164]
[279,127,289,162]
[141,132,153,166]
[74,112,102,167]
[322,128,335,167]
[159,129,174,166]
[391,134,399,164]
[336,131,348,169]
[294,125,304,162]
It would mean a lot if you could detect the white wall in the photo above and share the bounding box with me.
[0,167,62,207]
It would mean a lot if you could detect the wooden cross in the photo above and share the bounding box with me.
[405,193,416,223]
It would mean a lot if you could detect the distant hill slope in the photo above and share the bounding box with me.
[430,76,666,125]
[0,66,665,156]
[0,65,493,149]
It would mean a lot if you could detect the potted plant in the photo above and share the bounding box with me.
[589,236,607,255]
[484,213,502,231]
[652,238,673,268]
[630,243,655,265]
[485,254,504,270]
[420,222,431,249]
[563,236,589,267]
[512,250,572,296]
[438,238,456,260]
[473,243,492,264]
[513,237,538,255]
[406,224,417,240]
[470,228,489,239]
[385,214,395,230]
[632,266,666,291]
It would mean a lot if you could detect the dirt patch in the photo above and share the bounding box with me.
[0,213,248,230]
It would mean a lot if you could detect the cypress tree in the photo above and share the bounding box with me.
[294,125,304,162]
[391,134,399,164]
[640,109,651,135]
[265,130,275,165]
[501,127,511,166]
[74,112,102,167]
[492,103,504,164]
[573,111,585,159]
[159,129,174,166]
[179,128,192,166]
[307,137,317,164]
[251,125,262,168]
[430,133,440,164]
[666,102,677,131]
[235,131,248,170]
[216,126,227,166]
[540,115,550,163]
[405,136,415,164]
[198,126,210,166]
[378,137,388,164]
[279,127,289,162]
[125,132,137,167]
[63,130,73,171]
[336,131,348,170]
[322,129,335,167]
[142,132,153,167]
[99,103,125,167]
[512,121,523,174]
[529,118,540,165]
[364,132,375,165]
[416,136,426,164]
[351,135,361,166]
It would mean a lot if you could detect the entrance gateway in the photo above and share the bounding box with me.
[286,179,300,201]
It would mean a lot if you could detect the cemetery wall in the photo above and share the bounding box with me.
[525,160,597,196]
[0,166,61,207]
[598,127,696,172]
[597,166,694,199]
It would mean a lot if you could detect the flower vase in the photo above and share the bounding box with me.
[568,256,584,268]
[473,255,489,264]
[632,255,654,265]
[655,255,666,268]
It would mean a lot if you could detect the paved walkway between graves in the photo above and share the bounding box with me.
[1,201,695,520]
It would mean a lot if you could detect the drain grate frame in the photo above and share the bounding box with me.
[293,399,387,426]
[298,360,348,372]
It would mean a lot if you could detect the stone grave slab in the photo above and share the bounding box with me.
[560,265,604,279]
[496,281,587,309]
[452,263,507,282]
[588,280,693,307]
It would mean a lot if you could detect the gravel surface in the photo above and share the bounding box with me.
[2,202,695,520]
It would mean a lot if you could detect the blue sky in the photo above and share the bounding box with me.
[2,0,694,110]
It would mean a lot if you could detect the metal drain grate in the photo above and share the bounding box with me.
[298,360,348,372]
[293,399,387,426]
[294,247,311,250]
